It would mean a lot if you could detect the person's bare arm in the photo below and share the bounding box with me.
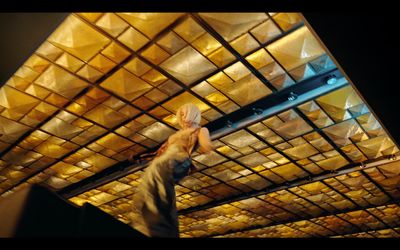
[197,127,213,154]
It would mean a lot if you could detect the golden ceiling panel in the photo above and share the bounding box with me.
[316,85,364,122]
[272,13,303,31]
[337,210,385,231]
[250,19,282,44]
[191,33,222,56]
[34,65,89,99]
[138,122,176,143]
[100,68,153,101]
[310,215,356,235]
[76,65,103,83]
[83,104,128,128]
[88,54,117,74]
[55,52,85,72]
[198,13,268,42]
[0,116,30,143]
[263,109,313,140]
[325,172,389,207]
[48,15,110,62]
[117,13,184,39]
[262,191,323,217]
[117,27,149,51]
[267,25,325,71]
[162,92,210,114]
[41,117,84,140]
[0,85,40,119]
[173,17,205,43]
[160,46,217,85]
[95,13,129,38]
[367,204,400,227]
[156,31,188,54]
[364,162,400,198]
[230,33,260,56]
[207,47,236,68]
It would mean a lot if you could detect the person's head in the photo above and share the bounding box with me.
[176,103,201,129]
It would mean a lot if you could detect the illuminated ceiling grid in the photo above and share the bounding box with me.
[0,12,399,238]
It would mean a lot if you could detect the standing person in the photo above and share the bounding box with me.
[131,103,213,238]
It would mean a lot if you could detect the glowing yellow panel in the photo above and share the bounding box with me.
[100,68,152,101]
[271,163,307,181]
[266,26,325,71]
[89,192,118,206]
[117,27,149,51]
[157,31,187,54]
[283,143,319,160]
[55,53,85,72]
[199,13,268,41]
[48,15,110,62]
[140,44,170,65]
[356,135,398,159]
[41,117,83,140]
[95,133,134,152]
[84,153,117,172]
[95,13,129,37]
[144,89,169,103]
[34,65,89,99]
[76,65,103,83]
[34,141,71,158]
[101,42,131,64]
[0,85,40,115]
[36,41,63,61]
[138,122,176,143]
[191,33,222,56]
[323,119,364,147]
[298,101,334,128]
[117,13,184,39]
[221,130,259,148]
[141,69,168,86]
[238,152,269,168]
[24,54,51,73]
[224,62,251,81]
[132,96,156,110]
[162,92,210,114]
[272,13,303,31]
[207,47,236,68]
[263,111,313,140]
[230,33,260,55]
[88,54,117,74]
[15,66,40,82]
[50,162,82,179]
[84,105,128,128]
[0,116,31,143]
[160,46,217,85]
[174,17,205,43]
[224,74,272,106]
[318,85,363,110]
[205,92,228,106]
[77,13,103,23]
[124,57,151,77]
[246,48,274,69]
[6,76,30,91]
[250,19,281,44]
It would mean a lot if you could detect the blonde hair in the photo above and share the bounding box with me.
[176,103,201,129]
